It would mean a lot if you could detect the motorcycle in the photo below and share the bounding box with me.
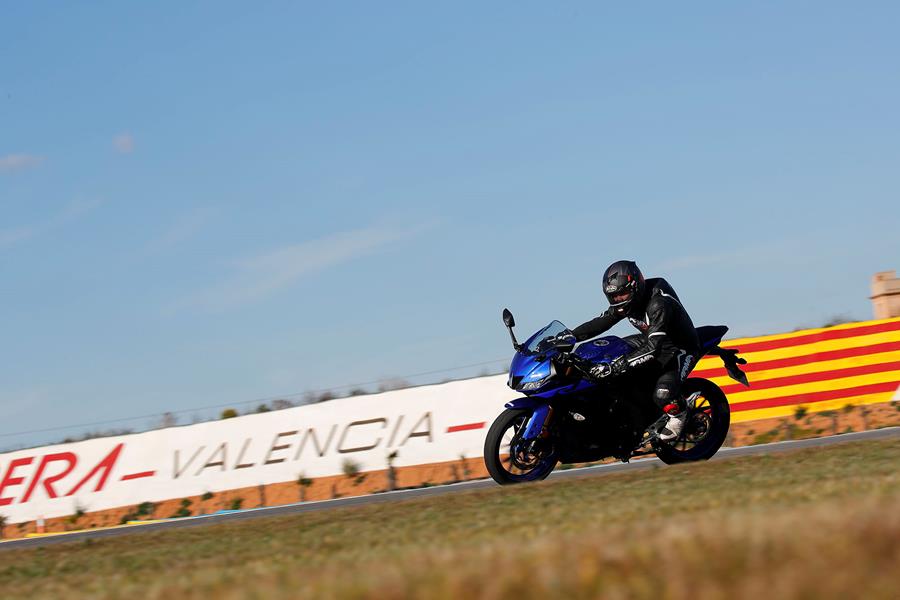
[484,308,750,485]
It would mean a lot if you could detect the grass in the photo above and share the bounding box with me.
[2,438,898,599]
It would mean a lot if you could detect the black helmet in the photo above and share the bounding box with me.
[603,260,645,316]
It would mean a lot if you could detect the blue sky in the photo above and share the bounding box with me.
[2,2,899,448]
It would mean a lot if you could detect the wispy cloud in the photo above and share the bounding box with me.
[144,207,217,255]
[113,133,134,154]
[0,154,44,173]
[0,198,103,249]
[177,223,428,311]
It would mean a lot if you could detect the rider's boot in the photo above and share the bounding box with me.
[658,401,686,442]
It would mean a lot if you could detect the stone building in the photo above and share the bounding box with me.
[871,270,900,318]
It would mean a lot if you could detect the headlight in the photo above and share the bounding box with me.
[518,377,550,391]
[516,362,556,391]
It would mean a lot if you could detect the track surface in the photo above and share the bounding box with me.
[3,427,897,551]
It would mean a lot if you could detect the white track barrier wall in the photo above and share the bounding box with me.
[0,375,517,524]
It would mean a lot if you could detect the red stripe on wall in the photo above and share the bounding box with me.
[717,360,900,395]
[120,471,156,481]
[693,340,900,379]
[446,422,486,433]
[720,320,900,354]
[730,381,899,413]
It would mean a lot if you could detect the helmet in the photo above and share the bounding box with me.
[603,260,645,316]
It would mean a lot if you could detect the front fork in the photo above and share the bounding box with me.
[521,404,553,440]
[517,404,554,456]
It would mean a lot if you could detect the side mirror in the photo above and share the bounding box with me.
[501,308,520,350]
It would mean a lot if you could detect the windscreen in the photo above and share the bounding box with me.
[522,320,572,354]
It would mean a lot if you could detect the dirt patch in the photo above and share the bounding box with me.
[728,399,900,447]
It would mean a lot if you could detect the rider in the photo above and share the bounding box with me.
[569,260,701,442]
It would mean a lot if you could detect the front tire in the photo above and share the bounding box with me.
[484,408,558,485]
[656,378,730,465]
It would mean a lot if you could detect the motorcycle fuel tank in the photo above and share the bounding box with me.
[574,336,631,363]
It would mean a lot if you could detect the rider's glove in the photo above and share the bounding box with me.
[589,356,627,380]
[589,363,612,379]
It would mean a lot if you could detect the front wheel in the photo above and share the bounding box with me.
[484,408,558,485]
[656,378,730,465]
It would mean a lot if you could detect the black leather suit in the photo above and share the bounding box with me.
[572,278,701,409]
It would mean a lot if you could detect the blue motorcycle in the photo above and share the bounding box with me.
[484,309,750,485]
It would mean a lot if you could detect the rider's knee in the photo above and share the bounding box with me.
[653,385,676,408]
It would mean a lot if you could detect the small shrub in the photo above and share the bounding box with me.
[297,474,313,501]
[137,502,155,516]
[822,314,855,327]
[68,504,87,526]
[342,459,366,485]
[459,454,471,479]
[121,502,155,524]
[221,408,238,419]
[230,498,243,511]
[753,428,781,445]
[159,412,178,428]
[386,452,399,491]
[793,405,808,421]
[171,499,193,518]
[201,491,214,502]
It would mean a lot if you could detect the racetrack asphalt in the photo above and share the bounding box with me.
[2,427,897,551]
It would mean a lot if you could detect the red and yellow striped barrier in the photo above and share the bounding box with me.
[693,317,900,423]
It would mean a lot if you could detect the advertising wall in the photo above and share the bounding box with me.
[1,317,898,525]
[0,376,516,524]
[694,317,900,423]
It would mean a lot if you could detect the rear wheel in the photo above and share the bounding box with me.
[484,408,558,485]
[656,378,730,465]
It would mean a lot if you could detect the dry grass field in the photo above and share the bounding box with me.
[2,438,898,599]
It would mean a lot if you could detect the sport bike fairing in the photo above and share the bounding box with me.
[505,320,733,411]
[507,321,636,399]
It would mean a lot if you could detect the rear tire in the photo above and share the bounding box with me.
[484,408,558,485]
[656,378,730,465]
